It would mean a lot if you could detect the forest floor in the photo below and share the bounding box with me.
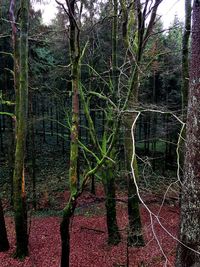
[0,185,179,267]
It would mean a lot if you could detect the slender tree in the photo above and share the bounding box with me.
[120,0,162,246]
[58,1,123,264]
[180,0,192,187]
[59,0,81,266]
[176,1,200,266]
[102,0,121,245]
[11,0,29,258]
[78,0,121,244]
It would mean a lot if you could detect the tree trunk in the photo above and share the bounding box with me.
[101,0,120,246]
[12,0,29,258]
[125,70,144,247]
[60,198,77,267]
[126,127,144,246]
[180,0,192,176]
[0,197,9,252]
[121,0,162,247]
[176,2,200,266]
[60,1,80,266]
[102,160,121,245]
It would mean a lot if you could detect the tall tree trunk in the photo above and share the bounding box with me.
[180,0,192,174]
[102,0,121,246]
[0,197,9,252]
[126,114,144,246]
[176,2,200,266]
[125,67,144,246]
[11,0,29,258]
[102,157,121,245]
[60,1,80,266]
[123,0,162,246]
[60,198,77,267]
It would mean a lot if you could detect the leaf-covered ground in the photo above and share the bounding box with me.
[0,188,179,267]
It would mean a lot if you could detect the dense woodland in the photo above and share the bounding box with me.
[0,0,200,266]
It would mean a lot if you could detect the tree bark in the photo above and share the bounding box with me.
[125,68,144,246]
[180,0,192,176]
[125,120,144,246]
[60,198,77,267]
[120,1,162,246]
[12,0,29,258]
[101,0,121,246]
[176,2,200,266]
[102,159,121,245]
[60,1,80,266]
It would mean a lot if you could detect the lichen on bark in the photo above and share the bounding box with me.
[176,2,200,266]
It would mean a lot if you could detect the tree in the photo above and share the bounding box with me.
[78,0,121,245]
[10,0,29,258]
[176,1,200,266]
[120,0,163,246]
[100,0,121,245]
[179,0,192,176]
[59,0,81,266]
[80,0,163,247]
[56,1,125,264]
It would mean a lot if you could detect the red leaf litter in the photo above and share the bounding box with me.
[0,190,179,267]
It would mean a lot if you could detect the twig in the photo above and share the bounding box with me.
[80,226,105,234]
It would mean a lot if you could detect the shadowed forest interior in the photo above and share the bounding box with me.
[0,0,200,267]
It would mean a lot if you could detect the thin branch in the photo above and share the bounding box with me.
[128,108,200,266]
[55,0,70,17]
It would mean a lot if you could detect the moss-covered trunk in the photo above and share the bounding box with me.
[101,0,120,246]
[102,160,121,245]
[60,1,80,266]
[120,0,161,247]
[0,197,9,252]
[60,70,79,267]
[12,0,29,258]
